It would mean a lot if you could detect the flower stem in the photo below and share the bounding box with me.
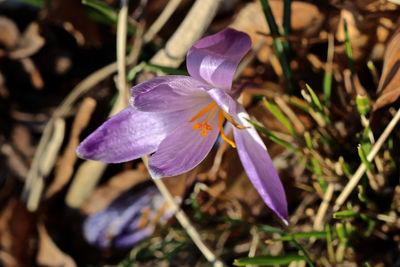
[152,178,225,267]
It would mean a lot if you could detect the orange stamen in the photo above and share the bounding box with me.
[189,102,246,147]
[201,127,207,137]
[190,103,217,137]
[193,123,202,130]
[219,109,236,148]
[223,112,248,129]
[188,102,217,122]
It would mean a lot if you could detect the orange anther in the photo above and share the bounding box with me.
[201,127,207,137]
[189,102,245,144]
[193,123,202,130]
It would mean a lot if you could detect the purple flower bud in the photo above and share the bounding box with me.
[83,184,175,249]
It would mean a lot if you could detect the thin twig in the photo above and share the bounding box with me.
[360,114,384,174]
[248,226,258,258]
[274,95,305,134]
[143,0,182,43]
[112,0,129,115]
[150,0,222,67]
[246,226,259,267]
[313,183,334,231]
[153,178,224,267]
[333,107,400,211]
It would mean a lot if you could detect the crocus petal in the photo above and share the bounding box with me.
[186,28,251,90]
[233,107,288,224]
[205,86,237,115]
[130,76,209,112]
[83,185,167,249]
[148,112,219,178]
[77,107,198,163]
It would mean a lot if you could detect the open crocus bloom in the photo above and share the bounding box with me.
[77,28,288,224]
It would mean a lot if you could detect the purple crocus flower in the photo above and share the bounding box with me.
[77,28,288,224]
[84,185,175,249]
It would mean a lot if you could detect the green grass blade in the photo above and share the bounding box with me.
[270,231,326,242]
[20,0,45,8]
[326,224,335,263]
[343,19,355,76]
[323,35,334,106]
[257,224,285,235]
[356,95,371,116]
[272,38,295,93]
[304,132,323,177]
[289,97,310,112]
[282,0,292,58]
[357,144,373,170]
[305,84,331,124]
[259,0,295,93]
[246,119,301,154]
[82,0,136,35]
[305,84,323,112]
[234,254,305,266]
[283,0,291,36]
[304,131,313,148]
[127,62,146,81]
[335,223,348,245]
[323,72,332,107]
[264,99,298,137]
[333,209,357,219]
[128,62,188,81]
[258,224,314,266]
[82,0,117,22]
[145,63,189,75]
[259,0,280,36]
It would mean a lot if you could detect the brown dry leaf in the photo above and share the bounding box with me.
[11,125,35,158]
[0,198,35,267]
[354,0,399,12]
[80,166,151,214]
[36,223,77,267]
[45,97,97,199]
[0,250,18,267]
[0,144,29,181]
[8,22,45,59]
[373,27,400,111]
